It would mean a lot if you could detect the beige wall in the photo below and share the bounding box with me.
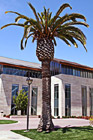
[0,74,42,116]
[51,74,93,117]
[0,73,93,117]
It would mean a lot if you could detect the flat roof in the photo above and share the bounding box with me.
[0,56,93,72]
[0,56,41,71]
[53,58,93,71]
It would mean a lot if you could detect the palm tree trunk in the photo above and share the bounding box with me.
[37,60,54,132]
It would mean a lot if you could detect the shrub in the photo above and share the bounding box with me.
[3,114,6,117]
[90,117,93,126]
[57,116,60,119]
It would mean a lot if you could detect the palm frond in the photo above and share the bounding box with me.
[32,35,36,42]
[63,31,87,51]
[27,2,39,23]
[23,18,42,34]
[25,33,34,47]
[62,21,89,28]
[21,36,25,50]
[57,26,86,40]
[15,15,29,23]
[45,8,48,34]
[57,35,71,47]
[38,13,44,28]
[1,23,24,29]
[49,3,72,28]
[51,14,69,35]
[5,11,21,16]
[48,12,52,20]
[68,13,86,21]
[63,35,78,48]
[52,37,57,46]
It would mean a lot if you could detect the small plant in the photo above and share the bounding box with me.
[90,117,93,126]
[6,114,11,118]
[57,116,60,119]
[13,89,28,113]
[38,115,41,118]
[3,114,6,117]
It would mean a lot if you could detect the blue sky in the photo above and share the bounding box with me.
[0,0,93,67]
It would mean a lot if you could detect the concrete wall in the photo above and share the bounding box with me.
[0,74,42,116]
[0,73,93,117]
[51,74,93,117]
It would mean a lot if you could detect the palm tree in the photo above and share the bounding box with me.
[1,2,89,132]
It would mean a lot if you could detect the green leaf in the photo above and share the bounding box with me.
[53,37,57,46]
[27,2,39,23]
[68,13,86,21]
[15,15,29,23]
[63,21,89,28]
[5,11,21,16]
[49,3,72,28]
[57,26,86,40]
[1,23,24,30]
[57,35,71,47]
[63,31,87,51]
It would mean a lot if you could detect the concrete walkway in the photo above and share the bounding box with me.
[0,131,31,140]
[0,117,90,140]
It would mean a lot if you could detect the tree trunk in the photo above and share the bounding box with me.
[37,60,54,132]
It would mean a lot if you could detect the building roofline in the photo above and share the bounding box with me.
[0,56,93,72]
[53,58,93,71]
[0,56,41,71]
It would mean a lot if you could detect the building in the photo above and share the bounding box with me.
[0,56,93,117]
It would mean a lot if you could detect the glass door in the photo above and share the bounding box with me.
[31,87,38,115]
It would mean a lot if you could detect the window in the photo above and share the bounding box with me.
[81,86,87,116]
[90,88,93,116]
[50,61,93,79]
[65,84,71,117]
[0,64,3,74]
[31,87,38,115]
[22,85,28,94]
[54,84,59,116]
[11,84,19,115]
[3,66,41,78]
[21,85,28,115]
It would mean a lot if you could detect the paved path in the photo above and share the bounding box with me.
[0,117,90,140]
[0,131,31,140]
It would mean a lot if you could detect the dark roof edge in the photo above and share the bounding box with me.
[53,58,93,71]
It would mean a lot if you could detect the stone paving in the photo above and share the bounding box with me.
[0,116,90,140]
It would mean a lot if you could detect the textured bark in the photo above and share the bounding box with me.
[37,61,54,132]
[36,38,54,61]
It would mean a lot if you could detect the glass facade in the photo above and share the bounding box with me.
[11,84,19,115]
[0,61,93,80]
[2,65,41,78]
[54,84,59,116]
[31,87,38,115]
[22,85,28,115]
[65,84,71,117]
[90,88,93,116]
[0,64,3,74]
[22,85,28,94]
[50,61,93,79]
[82,86,87,116]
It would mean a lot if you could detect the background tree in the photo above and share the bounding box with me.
[1,2,89,132]
[13,89,28,114]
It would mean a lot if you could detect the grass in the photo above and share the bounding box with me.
[0,120,18,124]
[12,126,93,140]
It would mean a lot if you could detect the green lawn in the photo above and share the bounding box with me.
[0,120,18,124]
[12,126,93,140]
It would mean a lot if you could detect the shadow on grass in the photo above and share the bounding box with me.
[53,125,93,134]
[61,126,93,133]
[12,126,93,140]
